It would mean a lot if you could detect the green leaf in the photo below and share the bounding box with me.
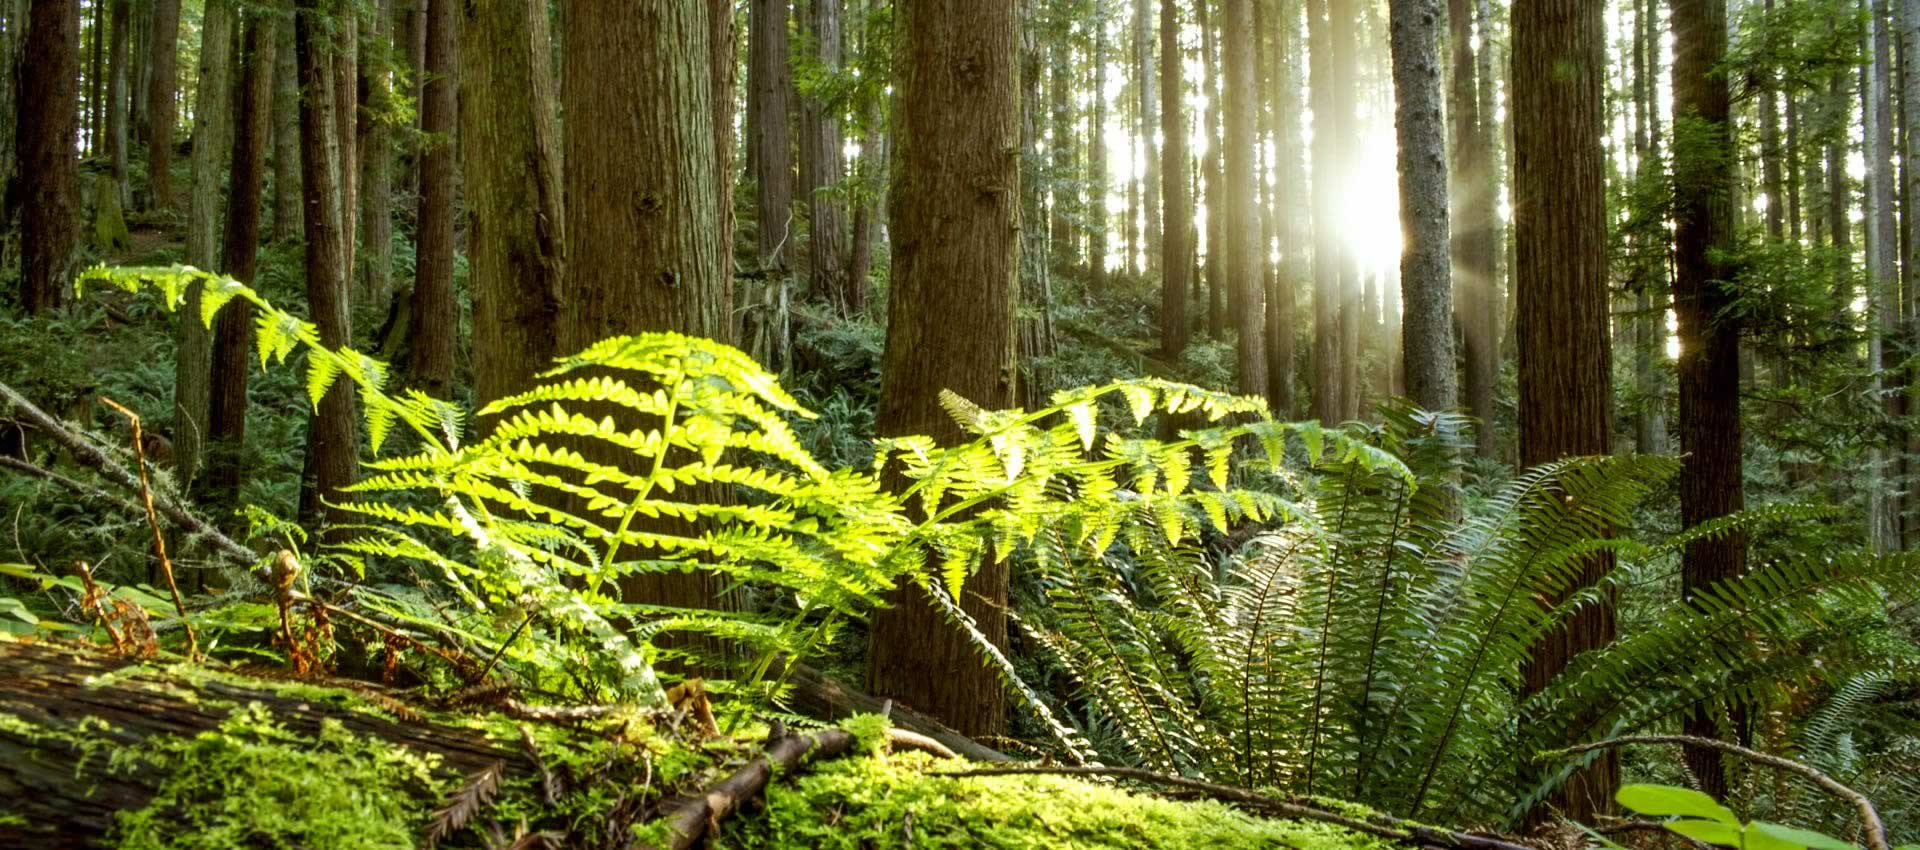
[1663,820,1743,848]
[1120,385,1154,425]
[1616,784,1740,826]
[0,597,40,625]
[1750,822,1858,850]
[1067,401,1097,451]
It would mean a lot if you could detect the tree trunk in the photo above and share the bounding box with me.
[143,0,179,210]
[270,17,301,241]
[333,7,359,279]
[1200,0,1224,337]
[460,0,564,415]
[1899,0,1920,548]
[1868,0,1900,550]
[1450,0,1496,446]
[1136,0,1159,275]
[1159,0,1189,360]
[295,0,359,535]
[357,0,396,303]
[173,0,234,495]
[1390,0,1455,412]
[1270,0,1305,416]
[1222,0,1266,398]
[1089,15,1109,289]
[1049,31,1077,268]
[1308,0,1343,424]
[1512,0,1617,823]
[710,0,738,312]
[1670,0,1748,797]
[201,9,278,519]
[799,0,852,313]
[106,0,128,207]
[868,0,1019,739]
[748,0,793,274]
[18,0,79,316]
[560,0,735,620]
[405,0,456,397]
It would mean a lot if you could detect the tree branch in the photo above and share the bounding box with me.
[1554,734,1887,850]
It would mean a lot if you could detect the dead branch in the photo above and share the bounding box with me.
[935,765,1539,850]
[1555,734,1888,850]
[645,725,860,850]
[0,455,144,515]
[0,380,258,568]
[98,396,196,658]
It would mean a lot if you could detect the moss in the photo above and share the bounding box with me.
[112,702,450,850]
[719,752,1393,850]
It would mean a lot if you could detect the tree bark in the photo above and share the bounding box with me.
[799,0,853,313]
[1898,0,1920,549]
[868,0,1019,738]
[1868,0,1900,550]
[333,7,359,279]
[1135,0,1159,275]
[1512,0,1617,823]
[1450,0,1496,445]
[1670,0,1748,798]
[1158,0,1189,360]
[1308,0,1343,424]
[201,9,278,519]
[106,0,129,207]
[1222,0,1266,398]
[295,0,359,535]
[748,0,793,274]
[460,0,564,415]
[270,17,301,241]
[356,0,397,303]
[1200,0,1224,337]
[1090,15,1109,289]
[143,0,179,211]
[405,0,456,397]
[1390,0,1455,412]
[173,0,234,495]
[1049,30,1077,268]
[18,0,79,316]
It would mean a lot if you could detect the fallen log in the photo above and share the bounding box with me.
[0,639,533,849]
[776,659,1009,763]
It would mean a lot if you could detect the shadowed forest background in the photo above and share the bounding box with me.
[0,0,1918,847]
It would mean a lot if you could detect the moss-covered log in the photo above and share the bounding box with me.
[0,639,533,848]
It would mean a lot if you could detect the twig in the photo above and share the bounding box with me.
[0,380,257,568]
[0,455,144,515]
[933,766,1538,850]
[1554,735,1888,850]
[98,396,197,659]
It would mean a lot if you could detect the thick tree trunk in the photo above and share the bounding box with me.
[173,0,234,495]
[868,0,1019,738]
[799,0,852,313]
[295,0,359,534]
[1158,0,1189,359]
[1631,0,1668,456]
[270,17,301,241]
[1512,0,1617,823]
[1899,0,1920,548]
[460,0,564,415]
[1266,0,1301,416]
[18,0,79,316]
[1390,0,1455,412]
[560,0,735,621]
[143,0,179,210]
[202,10,278,518]
[405,0,456,397]
[1222,0,1266,397]
[1670,0,1748,798]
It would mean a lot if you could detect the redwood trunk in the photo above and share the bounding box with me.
[1512,0,1618,822]
[868,0,1020,738]
[296,0,359,534]
[18,0,79,316]
[1222,0,1266,397]
[799,0,852,313]
[143,0,179,210]
[1158,0,1189,359]
[406,0,456,397]
[1390,0,1456,412]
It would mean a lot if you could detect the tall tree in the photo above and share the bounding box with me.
[460,0,564,413]
[295,0,358,533]
[868,0,1019,737]
[800,0,853,312]
[1267,0,1304,415]
[1199,0,1225,336]
[560,0,734,617]
[332,7,358,278]
[17,0,78,316]
[174,0,234,492]
[1632,0,1667,455]
[1450,0,1497,445]
[1669,0,1748,799]
[1089,12,1109,288]
[357,0,397,302]
[1158,0,1189,359]
[1866,0,1899,550]
[143,0,179,210]
[405,0,455,396]
[1135,0,1159,274]
[270,18,302,241]
[202,9,278,518]
[1512,0,1617,822]
[1388,0,1455,411]
[1222,0,1266,397]
[748,0,793,276]
[105,0,128,206]
[1308,0,1343,423]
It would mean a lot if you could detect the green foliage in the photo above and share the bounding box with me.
[1605,783,1911,850]
[1013,403,1911,826]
